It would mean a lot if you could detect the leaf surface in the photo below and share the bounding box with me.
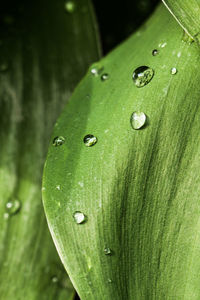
[162,0,200,42]
[43,3,200,300]
[0,0,100,299]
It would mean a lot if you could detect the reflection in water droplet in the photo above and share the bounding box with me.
[130,112,146,130]
[104,247,112,255]
[152,49,158,56]
[83,134,97,147]
[133,66,154,88]
[171,67,177,75]
[101,73,109,81]
[6,199,21,215]
[73,211,86,224]
[53,136,65,146]
[65,1,75,13]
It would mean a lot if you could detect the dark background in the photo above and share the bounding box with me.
[94,0,160,54]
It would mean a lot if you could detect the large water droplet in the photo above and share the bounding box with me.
[130,112,146,130]
[152,49,158,56]
[6,199,21,215]
[171,67,177,75]
[73,211,86,224]
[83,135,97,147]
[132,66,154,88]
[101,73,109,81]
[104,247,112,255]
[65,1,75,13]
[53,136,65,146]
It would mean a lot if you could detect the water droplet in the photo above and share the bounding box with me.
[53,136,65,146]
[152,49,158,56]
[4,213,9,219]
[6,199,21,215]
[0,63,8,72]
[73,211,86,224]
[90,64,104,76]
[56,185,61,190]
[171,67,177,75]
[78,181,84,188]
[159,42,167,48]
[108,278,112,283]
[132,66,154,88]
[101,73,109,81]
[65,1,75,13]
[83,135,97,147]
[51,276,59,283]
[104,247,112,255]
[130,112,147,130]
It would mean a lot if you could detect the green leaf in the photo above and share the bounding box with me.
[43,3,200,300]
[162,0,200,42]
[0,0,100,299]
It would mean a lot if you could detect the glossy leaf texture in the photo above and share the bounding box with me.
[162,0,200,42]
[43,3,200,300]
[0,0,100,299]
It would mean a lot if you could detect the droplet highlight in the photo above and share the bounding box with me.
[6,199,21,215]
[152,49,158,56]
[73,211,86,224]
[65,1,75,13]
[132,66,154,88]
[171,67,177,75]
[53,136,65,146]
[104,247,112,255]
[101,73,109,81]
[130,112,146,130]
[83,135,97,147]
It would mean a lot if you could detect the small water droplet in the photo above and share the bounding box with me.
[6,199,21,215]
[53,136,65,146]
[130,112,147,130]
[101,73,109,81]
[83,134,97,147]
[152,49,158,56]
[171,67,177,75]
[0,63,8,72]
[159,42,167,48]
[104,247,112,255]
[132,66,154,88]
[90,64,104,76]
[56,185,61,190]
[108,278,112,283]
[4,213,9,219]
[73,211,86,224]
[51,276,59,283]
[65,1,75,13]
[78,181,84,188]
